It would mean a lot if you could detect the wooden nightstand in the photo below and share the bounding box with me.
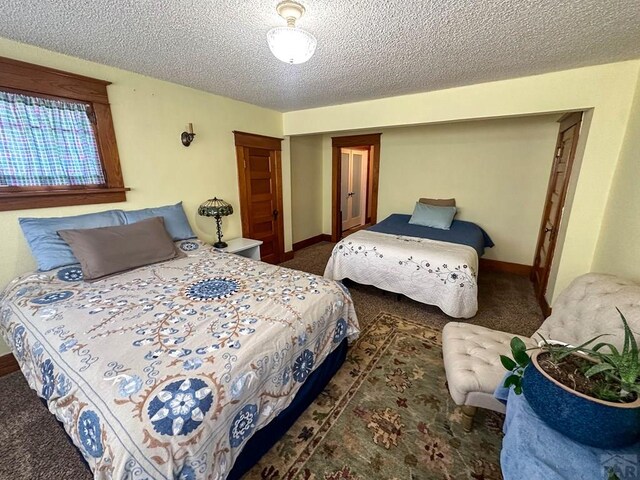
[214,238,263,260]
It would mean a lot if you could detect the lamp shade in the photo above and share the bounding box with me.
[267,26,317,64]
[198,197,233,217]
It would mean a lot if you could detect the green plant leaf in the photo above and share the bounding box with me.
[503,375,520,388]
[500,355,517,371]
[591,342,614,353]
[617,308,638,364]
[606,344,621,358]
[514,349,531,367]
[554,334,610,361]
[536,333,549,344]
[584,362,615,377]
[510,337,527,354]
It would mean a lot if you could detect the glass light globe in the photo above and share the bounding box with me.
[267,26,317,64]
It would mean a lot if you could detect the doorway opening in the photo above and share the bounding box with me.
[531,111,583,315]
[331,133,381,242]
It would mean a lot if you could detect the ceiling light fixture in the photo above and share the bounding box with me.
[267,1,317,65]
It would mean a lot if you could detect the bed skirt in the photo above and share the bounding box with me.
[228,338,348,479]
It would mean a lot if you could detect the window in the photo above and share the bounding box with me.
[0,56,127,211]
[0,91,105,187]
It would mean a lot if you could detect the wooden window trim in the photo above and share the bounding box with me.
[0,56,128,211]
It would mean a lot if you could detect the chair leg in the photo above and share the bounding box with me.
[461,405,477,432]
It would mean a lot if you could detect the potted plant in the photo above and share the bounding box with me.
[501,308,640,448]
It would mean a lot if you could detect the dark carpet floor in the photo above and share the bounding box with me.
[282,242,543,337]
[0,242,543,480]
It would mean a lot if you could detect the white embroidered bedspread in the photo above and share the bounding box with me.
[0,240,359,480]
[324,230,479,318]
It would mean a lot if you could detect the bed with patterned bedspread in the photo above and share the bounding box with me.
[324,228,480,319]
[0,239,359,479]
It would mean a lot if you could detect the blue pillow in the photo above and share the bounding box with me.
[408,202,457,230]
[19,210,126,271]
[122,202,195,241]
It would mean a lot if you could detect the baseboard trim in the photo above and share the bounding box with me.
[283,250,295,261]
[292,234,332,252]
[0,353,19,377]
[479,258,532,277]
[341,223,372,237]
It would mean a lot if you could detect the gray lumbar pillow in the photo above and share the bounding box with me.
[58,216,179,280]
[418,197,456,207]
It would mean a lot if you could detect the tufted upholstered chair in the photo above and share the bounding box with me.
[442,273,640,431]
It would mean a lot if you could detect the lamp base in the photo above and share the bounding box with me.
[213,241,228,249]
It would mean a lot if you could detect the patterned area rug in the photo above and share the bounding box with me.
[246,312,504,480]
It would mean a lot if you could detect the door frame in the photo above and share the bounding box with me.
[331,133,381,242]
[233,130,285,263]
[531,112,583,314]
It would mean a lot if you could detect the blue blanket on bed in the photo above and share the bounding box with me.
[368,214,494,256]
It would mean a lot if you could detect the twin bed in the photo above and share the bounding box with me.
[325,213,494,319]
[1,239,359,479]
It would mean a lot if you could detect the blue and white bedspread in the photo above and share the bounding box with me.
[324,230,478,318]
[0,240,359,480]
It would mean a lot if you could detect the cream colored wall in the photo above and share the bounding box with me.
[301,116,559,266]
[593,72,640,282]
[0,38,284,355]
[284,60,640,304]
[310,116,558,264]
[290,135,324,243]
[372,117,558,264]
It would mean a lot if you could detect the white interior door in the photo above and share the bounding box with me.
[341,148,368,231]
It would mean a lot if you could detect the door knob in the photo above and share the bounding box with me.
[544,226,553,233]
[273,209,279,219]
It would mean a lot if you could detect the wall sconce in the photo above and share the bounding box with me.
[181,123,196,147]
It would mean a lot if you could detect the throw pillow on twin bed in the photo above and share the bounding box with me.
[409,202,457,230]
[58,216,182,281]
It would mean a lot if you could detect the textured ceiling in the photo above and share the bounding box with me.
[0,1,639,111]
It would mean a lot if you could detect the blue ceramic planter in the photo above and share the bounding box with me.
[522,351,640,449]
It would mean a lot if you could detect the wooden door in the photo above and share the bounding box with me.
[341,148,369,231]
[532,112,582,309]
[234,131,284,264]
